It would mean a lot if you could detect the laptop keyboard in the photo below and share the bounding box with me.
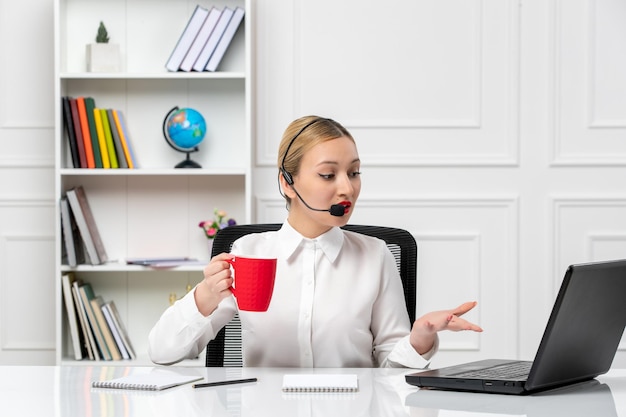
[451,361,532,380]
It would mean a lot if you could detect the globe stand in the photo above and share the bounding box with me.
[163,106,206,169]
[175,151,202,169]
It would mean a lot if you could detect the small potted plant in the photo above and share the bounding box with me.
[199,209,237,240]
[199,208,237,255]
[86,21,120,72]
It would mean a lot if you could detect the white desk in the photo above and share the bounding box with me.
[1,366,626,417]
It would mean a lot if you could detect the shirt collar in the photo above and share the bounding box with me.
[278,220,345,263]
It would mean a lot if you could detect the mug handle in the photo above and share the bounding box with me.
[226,257,237,297]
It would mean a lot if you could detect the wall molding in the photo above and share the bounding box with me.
[586,0,626,129]
[0,234,55,351]
[256,194,519,355]
[0,199,53,207]
[416,232,483,351]
[258,0,520,168]
[0,156,54,169]
[550,0,626,166]
[551,195,626,291]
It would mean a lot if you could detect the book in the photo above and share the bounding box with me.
[281,374,359,393]
[93,108,111,168]
[62,96,80,168]
[205,7,245,72]
[60,197,75,266]
[60,220,68,264]
[107,300,136,359]
[101,304,129,359]
[69,98,87,168]
[165,5,210,72]
[113,110,138,168]
[90,296,122,360]
[61,273,85,360]
[126,257,204,268]
[101,300,135,359]
[100,109,118,168]
[66,186,108,265]
[92,369,203,390]
[84,97,103,168]
[75,185,108,263]
[76,97,96,168]
[78,282,112,360]
[111,109,135,169]
[192,7,234,72]
[60,197,85,267]
[179,7,221,71]
[126,256,197,266]
[72,279,98,360]
[65,189,99,265]
[107,109,128,168]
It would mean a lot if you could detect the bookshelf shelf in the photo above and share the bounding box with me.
[61,263,207,273]
[59,354,204,367]
[60,71,246,80]
[60,168,247,176]
[54,0,252,366]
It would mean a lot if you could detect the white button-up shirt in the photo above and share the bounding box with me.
[148,222,437,368]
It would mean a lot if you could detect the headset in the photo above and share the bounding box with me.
[279,117,346,217]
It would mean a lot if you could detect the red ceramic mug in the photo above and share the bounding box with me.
[227,256,277,312]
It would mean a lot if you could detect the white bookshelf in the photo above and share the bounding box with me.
[54,0,252,365]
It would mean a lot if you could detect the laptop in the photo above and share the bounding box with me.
[405,259,626,395]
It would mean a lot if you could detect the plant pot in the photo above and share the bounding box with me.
[86,43,120,72]
[207,239,214,257]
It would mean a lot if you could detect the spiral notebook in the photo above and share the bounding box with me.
[92,370,202,391]
[282,374,358,393]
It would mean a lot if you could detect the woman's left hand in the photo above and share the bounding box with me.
[410,301,483,355]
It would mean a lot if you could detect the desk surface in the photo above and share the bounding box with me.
[1,366,626,417]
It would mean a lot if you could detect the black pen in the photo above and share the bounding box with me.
[192,377,258,388]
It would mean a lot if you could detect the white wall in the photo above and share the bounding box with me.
[1,0,625,366]
[251,0,626,368]
[0,0,56,365]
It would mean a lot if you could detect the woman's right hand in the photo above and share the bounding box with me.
[194,252,235,316]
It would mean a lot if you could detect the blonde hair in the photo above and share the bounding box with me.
[277,116,354,206]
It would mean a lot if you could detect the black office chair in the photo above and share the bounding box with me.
[205,223,418,367]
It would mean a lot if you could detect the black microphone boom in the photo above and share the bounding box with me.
[292,187,346,217]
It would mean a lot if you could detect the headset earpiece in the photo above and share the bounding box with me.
[280,168,294,185]
[280,117,324,188]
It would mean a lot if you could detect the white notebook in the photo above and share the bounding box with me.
[282,374,358,393]
[92,369,202,391]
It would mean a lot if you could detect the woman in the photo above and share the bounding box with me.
[148,116,482,367]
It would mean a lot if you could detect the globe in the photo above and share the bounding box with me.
[162,106,206,168]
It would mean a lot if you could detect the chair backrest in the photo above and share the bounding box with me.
[205,223,417,367]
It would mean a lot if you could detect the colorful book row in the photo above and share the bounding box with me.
[165,4,245,72]
[62,272,136,361]
[62,96,137,169]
